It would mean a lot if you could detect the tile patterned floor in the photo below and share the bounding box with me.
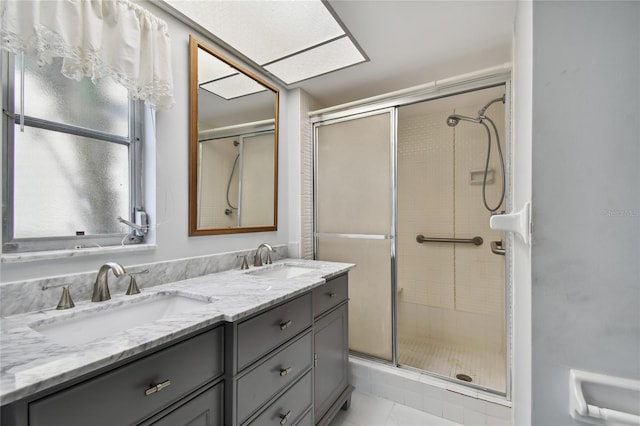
[398,336,506,392]
[330,391,461,426]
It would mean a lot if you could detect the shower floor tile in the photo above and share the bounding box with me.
[398,336,506,392]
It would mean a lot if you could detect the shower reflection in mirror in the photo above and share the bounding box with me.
[189,36,278,235]
[197,126,275,229]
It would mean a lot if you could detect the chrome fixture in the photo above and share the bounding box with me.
[56,285,75,310]
[92,262,127,302]
[491,240,506,256]
[416,234,483,246]
[446,95,506,212]
[253,243,273,267]
[126,269,149,295]
[225,140,240,215]
[478,95,506,117]
[446,114,481,127]
[42,283,75,310]
[117,213,148,236]
[237,255,250,270]
[145,380,172,396]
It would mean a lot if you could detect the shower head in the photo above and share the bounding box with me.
[446,114,481,127]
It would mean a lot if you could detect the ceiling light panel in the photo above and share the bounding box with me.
[166,0,346,64]
[197,48,235,83]
[200,74,267,100]
[264,36,365,84]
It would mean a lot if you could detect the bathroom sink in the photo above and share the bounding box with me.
[29,293,213,346]
[248,264,316,280]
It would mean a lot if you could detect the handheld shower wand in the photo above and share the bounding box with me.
[446,95,506,212]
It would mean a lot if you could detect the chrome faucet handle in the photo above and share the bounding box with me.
[57,285,75,310]
[126,276,141,295]
[42,283,75,310]
[125,269,148,295]
[237,255,249,270]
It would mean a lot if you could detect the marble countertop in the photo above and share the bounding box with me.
[0,259,354,406]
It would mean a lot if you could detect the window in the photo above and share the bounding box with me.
[2,52,147,253]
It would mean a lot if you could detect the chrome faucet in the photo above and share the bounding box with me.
[92,262,127,302]
[253,243,273,267]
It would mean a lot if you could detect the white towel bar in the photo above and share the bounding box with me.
[570,369,640,426]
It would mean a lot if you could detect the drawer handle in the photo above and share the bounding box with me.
[279,320,292,330]
[279,367,293,377]
[328,292,336,298]
[279,410,292,425]
[144,380,171,396]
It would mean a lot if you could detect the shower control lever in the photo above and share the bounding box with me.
[491,240,506,256]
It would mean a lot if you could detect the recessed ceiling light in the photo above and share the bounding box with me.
[163,0,367,85]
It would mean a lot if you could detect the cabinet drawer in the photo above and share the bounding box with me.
[294,409,313,426]
[312,274,348,318]
[237,294,312,371]
[147,381,223,426]
[247,371,312,426]
[29,327,224,426]
[237,332,312,424]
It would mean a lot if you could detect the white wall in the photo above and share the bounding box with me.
[531,2,640,425]
[1,1,299,283]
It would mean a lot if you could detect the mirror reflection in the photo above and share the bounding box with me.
[189,36,278,235]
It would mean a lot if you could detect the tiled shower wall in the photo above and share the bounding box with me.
[397,99,506,354]
[199,134,274,228]
[199,137,239,228]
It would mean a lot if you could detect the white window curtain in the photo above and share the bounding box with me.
[0,0,174,109]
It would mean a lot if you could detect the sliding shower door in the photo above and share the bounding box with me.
[312,85,509,396]
[396,87,507,393]
[314,110,394,361]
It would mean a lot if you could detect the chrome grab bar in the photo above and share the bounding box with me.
[416,235,483,246]
[491,240,506,255]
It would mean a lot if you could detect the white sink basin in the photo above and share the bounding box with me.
[248,264,316,280]
[30,293,213,346]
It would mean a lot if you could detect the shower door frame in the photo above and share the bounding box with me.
[313,107,398,364]
[311,76,513,401]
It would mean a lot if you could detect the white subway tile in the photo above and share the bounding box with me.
[486,402,511,420]
[463,408,487,426]
[443,402,465,423]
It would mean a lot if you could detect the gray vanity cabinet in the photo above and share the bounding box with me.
[27,326,225,426]
[143,382,223,426]
[226,293,315,426]
[312,274,353,426]
[1,271,352,426]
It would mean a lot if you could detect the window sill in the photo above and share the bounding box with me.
[1,244,156,263]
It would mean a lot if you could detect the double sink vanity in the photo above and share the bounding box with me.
[0,258,354,426]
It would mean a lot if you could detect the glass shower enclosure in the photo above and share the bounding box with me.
[313,85,509,395]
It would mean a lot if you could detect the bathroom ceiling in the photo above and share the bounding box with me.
[161,0,515,109]
[301,0,516,108]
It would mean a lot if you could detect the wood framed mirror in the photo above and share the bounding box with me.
[189,36,278,235]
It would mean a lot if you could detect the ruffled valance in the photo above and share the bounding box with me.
[0,0,174,109]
